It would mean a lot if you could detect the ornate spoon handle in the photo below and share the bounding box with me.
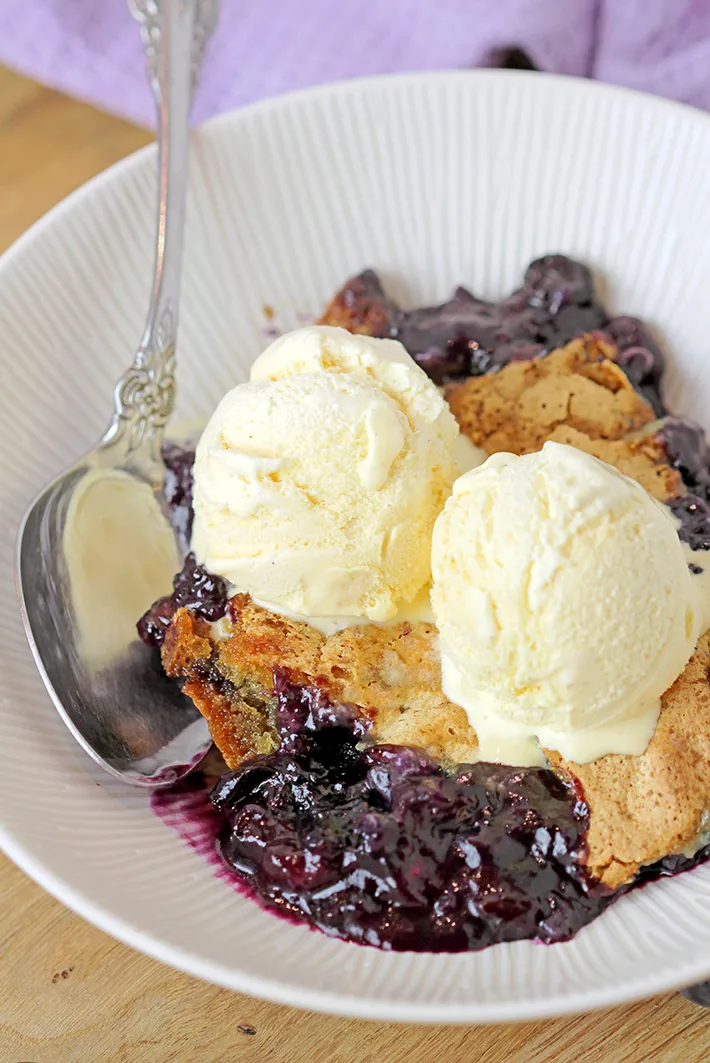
[103,0,219,467]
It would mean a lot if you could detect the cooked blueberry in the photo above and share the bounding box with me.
[136,594,175,647]
[604,321,667,412]
[669,494,710,551]
[523,255,594,312]
[616,346,656,387]
[363,744,438,802]
[659,418,710,488]
[172,553,229,620]
[468,343,497,376]
[412,345,470,383]
[137,553,228,648]
[605,316,665,379]
[159,721,710,953]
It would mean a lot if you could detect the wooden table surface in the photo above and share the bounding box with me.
[2,64,710,1063]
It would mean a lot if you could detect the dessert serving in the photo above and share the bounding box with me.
[140,255,710,953]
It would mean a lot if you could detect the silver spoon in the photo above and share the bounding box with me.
[15,0,219,787]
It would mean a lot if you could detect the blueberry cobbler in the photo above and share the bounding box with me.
[140,255,710,952]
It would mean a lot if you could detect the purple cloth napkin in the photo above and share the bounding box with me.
[1,0,709,126]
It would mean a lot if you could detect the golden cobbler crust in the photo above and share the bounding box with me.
[446,336,683,501]
[162,598,479,771]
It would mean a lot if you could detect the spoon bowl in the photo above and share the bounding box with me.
[16,455,212,786]
[15,0,218,787]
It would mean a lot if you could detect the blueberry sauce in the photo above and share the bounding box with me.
[152,773,235,883]
[155,676,611,952]
[152,677,710,952]
[218,678,610,951]
[337,256,609,389]
[137,552,228,648]
[338,258,666,416]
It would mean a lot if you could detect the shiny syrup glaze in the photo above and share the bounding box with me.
[147,255,710,951]
[154,677,612,951]
[342,257,665,415]
[210,679,610,951]
[152,676,710,952]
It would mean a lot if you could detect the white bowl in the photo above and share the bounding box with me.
[3,70,710,1024]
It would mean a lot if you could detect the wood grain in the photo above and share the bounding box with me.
[0,67,152,251]
[1,64,710,1062]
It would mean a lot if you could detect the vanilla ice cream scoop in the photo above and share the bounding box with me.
[431,441,705,766]
[191,325,461,622]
